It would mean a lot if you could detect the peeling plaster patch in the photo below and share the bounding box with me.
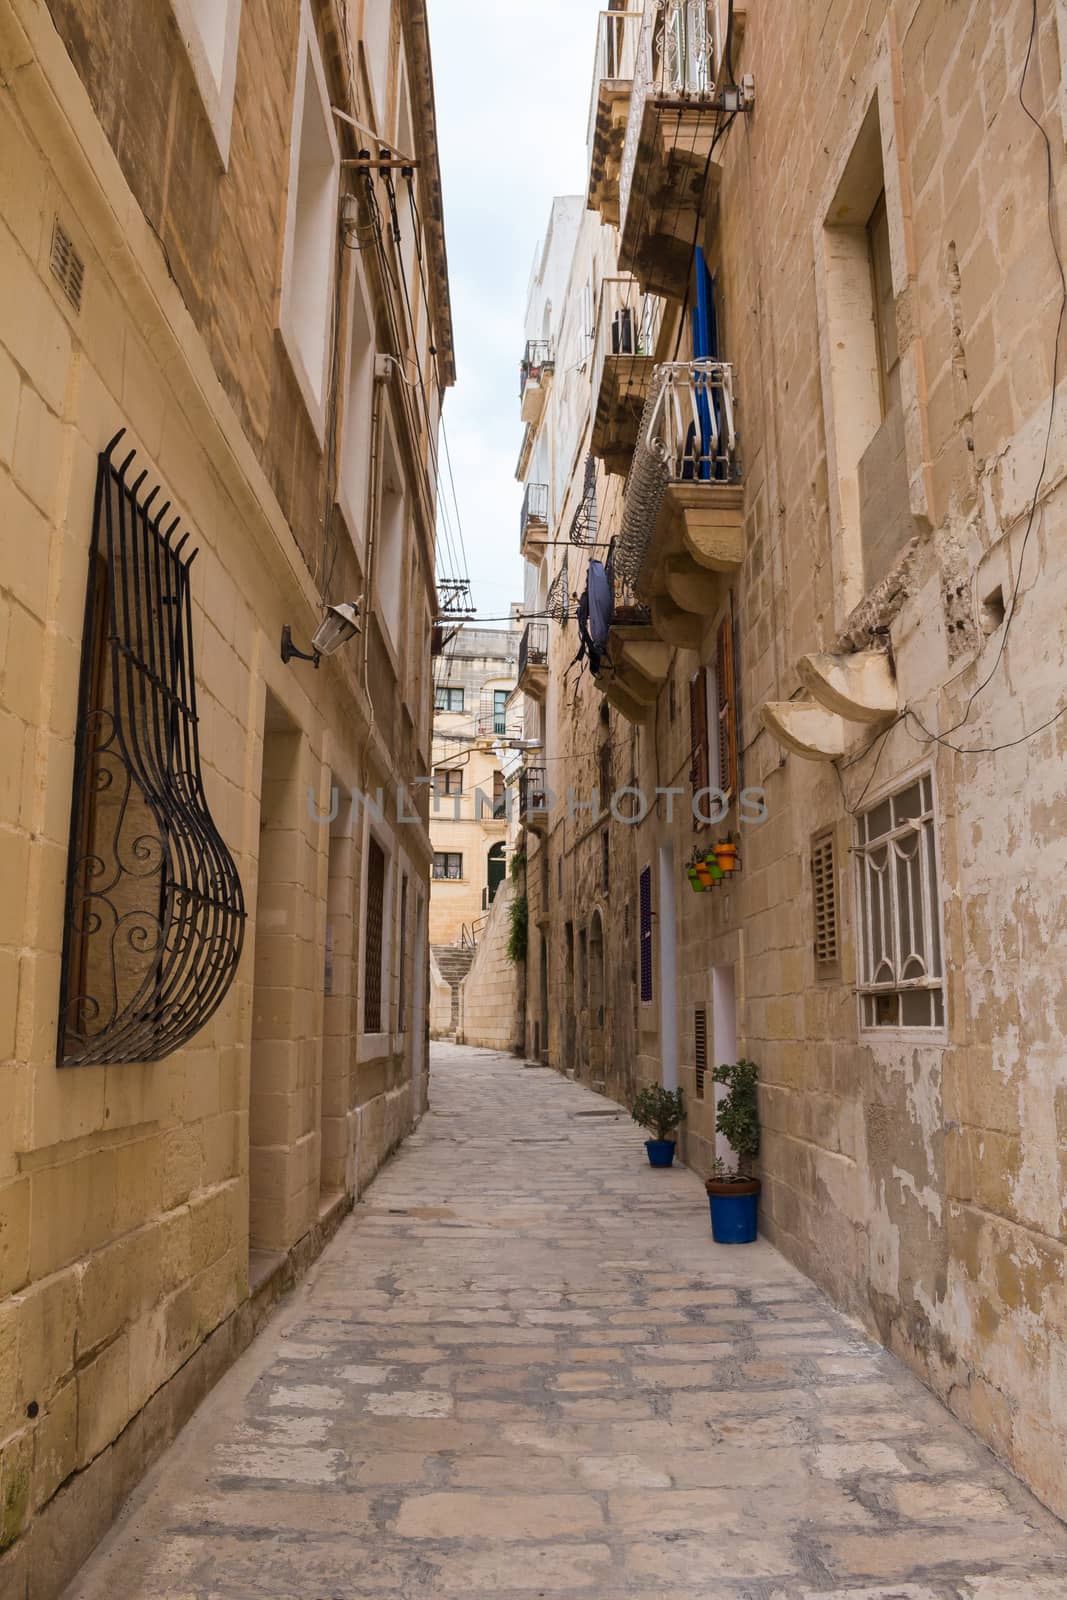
[1011,1073,1063,1233]
[893,1165,943,1224]
[866,1179,902,1301]
[365,1390,454,1417]
[268,1384,344,1410]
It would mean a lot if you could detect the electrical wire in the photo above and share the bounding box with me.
[900,0,1066,759]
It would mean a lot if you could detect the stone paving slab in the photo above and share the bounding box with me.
[64,1043,1067,1599]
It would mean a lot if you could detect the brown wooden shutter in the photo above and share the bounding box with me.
[689,668,710,829]
[694,1007,708,1099]
[716,614,738,798]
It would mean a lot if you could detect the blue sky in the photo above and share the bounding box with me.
[428,0,603,625]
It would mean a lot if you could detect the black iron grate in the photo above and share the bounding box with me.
[58,431,246,1066]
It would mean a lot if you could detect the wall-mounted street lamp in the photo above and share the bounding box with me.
[281,601,361,669]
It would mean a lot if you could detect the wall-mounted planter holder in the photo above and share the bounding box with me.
[687,841,741,892]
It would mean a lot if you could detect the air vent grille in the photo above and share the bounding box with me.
[812,831,838,969]
[50,218,85,312]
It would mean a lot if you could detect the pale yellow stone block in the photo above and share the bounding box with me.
[16,1265,77,1408]
[12,385,63,520]
[0,347,19,468]
[76,1332,130,1467]
[30,1377,77,1512]
[0,476,52,625]
[0,1177,30,1297]
[0,225,72,415]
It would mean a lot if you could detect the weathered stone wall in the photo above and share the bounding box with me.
[456,880,523,1053]
[0,0,446,1582]
[523,0,1067,1524]
[428,950,453,1039]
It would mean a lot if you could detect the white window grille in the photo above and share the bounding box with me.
[812,832,838,971]
[855,774,945,1030]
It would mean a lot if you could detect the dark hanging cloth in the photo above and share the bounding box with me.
[587,560,612,649]
[571,559,613,677]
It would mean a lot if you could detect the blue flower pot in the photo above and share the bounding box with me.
[645,1139,676,1168]
[706,1180,760,1243]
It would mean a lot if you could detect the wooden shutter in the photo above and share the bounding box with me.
[639,865,653,1004]
[363,840,386,1033]
[689,668,710,829]
[812,832,838,971]
[397,874,408,1030]
[716,613,738,798]
[694,1006,707,1099]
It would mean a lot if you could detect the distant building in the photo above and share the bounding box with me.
[430,625,521,947]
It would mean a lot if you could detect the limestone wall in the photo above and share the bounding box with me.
[457,882,523,1053]
[0,0,445,1586]
[519,0,1067,1526]
[429,950,453,1039]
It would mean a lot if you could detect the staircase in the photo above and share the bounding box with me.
[431,943,476,1037]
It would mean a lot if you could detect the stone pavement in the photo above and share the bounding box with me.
[66,1043,1067,1600]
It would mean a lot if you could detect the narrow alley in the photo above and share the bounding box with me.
[65,1045,1067,1600]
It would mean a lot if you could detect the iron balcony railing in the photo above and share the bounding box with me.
[518,621,549,680]
[519,765,549,820]
[615,358,741,588]
[586,9,643,168]
[619,1,718,249]
[606,536,650,627]
[590,276,663,422]
[520,481,550,545]
[520,340,554,401]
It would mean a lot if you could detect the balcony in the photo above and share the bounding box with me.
[519,764,549,834]
[520,340,554,426]
[520,481,550,560]
[618,1,724,300]
[588,362,743,721]
[587,10,643,226]
[517,621,549,701]
[590,277,662,477]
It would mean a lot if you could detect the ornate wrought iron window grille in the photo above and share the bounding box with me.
[58,430,246,1067]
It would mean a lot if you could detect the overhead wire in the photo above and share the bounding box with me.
[900,0,1066,759]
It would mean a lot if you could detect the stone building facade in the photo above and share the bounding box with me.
[0,0,452,1587]
[429,622,519,947]
[517,0,1067,1524]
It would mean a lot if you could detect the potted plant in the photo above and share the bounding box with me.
[705,1057,760,1242]
[711,835,740,873]
[631,1084,685,1168]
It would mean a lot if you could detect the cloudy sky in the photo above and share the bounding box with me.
[427,0,603,626]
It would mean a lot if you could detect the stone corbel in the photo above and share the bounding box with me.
[651,598,702,649]
[760,701,848,761]
[796,649,898,723]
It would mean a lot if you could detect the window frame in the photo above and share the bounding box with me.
[432,851,464,881]
[169,0,243,167]
[435,686,464,713]
[278,0,341,443]
[853,767,946,1037]
[337,259,377,559]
